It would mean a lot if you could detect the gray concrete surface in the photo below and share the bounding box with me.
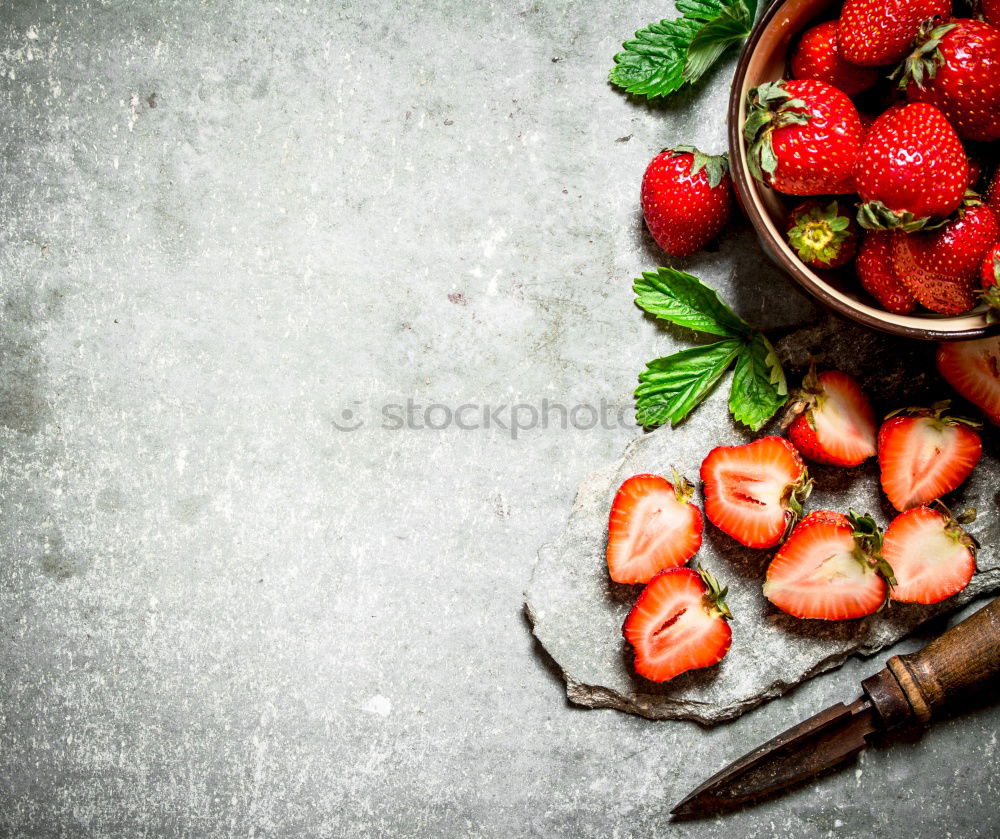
[0,1,997,837]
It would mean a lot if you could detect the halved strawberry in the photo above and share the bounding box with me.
[936,337,1000,426]
[883,505,976,604]
[763,510,894,620]
[700,437,811,549]
[785,368,877,467]
[877,403,983,512]
[606,473,704,584]
[622,566,732,683]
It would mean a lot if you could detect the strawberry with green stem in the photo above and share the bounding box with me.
[895,18,1000,142]
[623,565,733,683]
[891,198,998,314]
[700,436,812,549]
[785,200,859,269]
[743,79,863,196]
[763,510,895,621]
[784,367,877,467]
[855,103,969,232]
[838,0,952,66]
[641,147,733,258]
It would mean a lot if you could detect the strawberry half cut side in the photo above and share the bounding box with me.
[700,436,811,549]
[877,402,983,512]
[884,504,977,604]
[606,472,704,585]
[936,337,1000,426]
[763,510,895,621]
[622,566,733,683]
[785,367,877,467]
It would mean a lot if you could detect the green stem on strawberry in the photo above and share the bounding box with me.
[889,19,958,90]
[743,82,812,184]
[669,145,730,189]
[856,199,935,233]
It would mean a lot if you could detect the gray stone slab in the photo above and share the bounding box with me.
[526,318,1000,723]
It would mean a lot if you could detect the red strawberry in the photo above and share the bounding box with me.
[985,0,1000,27]
[785,369,877,467]
[898,19,1000,142]
[700,437,811,549]
[855,103,969,231]
[883,505,976,604]
[891,233,977,315]
[856,231,918,313]
[790,21,880,96]
[606,473,704,584]
[641,147,732,258]
[890,200,998,314]
[622,566,732,683]
[743,80,864,196]
[981,243,1000,315]
[877,403,983,511]
[785,200,859,269]
[763,510,893,620]
[839,0,952,66]
[987,168,1000,217]
[968,157,983,191]
[937,337,1000,425]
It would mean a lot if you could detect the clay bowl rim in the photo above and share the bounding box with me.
[726,0,1000,342]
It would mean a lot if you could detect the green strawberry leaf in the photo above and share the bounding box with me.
[683,0,757,85]
[635,339,743,427]
[610,0,757,100]
[633,267,752,338]
[728,333,788,430]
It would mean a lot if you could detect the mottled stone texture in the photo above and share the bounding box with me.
[526,321,1000,722]
[1,1,999,838]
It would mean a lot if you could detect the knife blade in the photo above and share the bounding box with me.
[671,696,877,817]
[671,597,1000,818]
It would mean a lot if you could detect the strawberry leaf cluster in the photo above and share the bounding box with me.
[633,268,787,430]
[610,0,758,100]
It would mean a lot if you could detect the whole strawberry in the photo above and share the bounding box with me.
[907,200,999,280]
[785,200,859,269]
[892,234,979,314]
[855,103,969,231]
[839,0,951,66]
[879,200,996,315]
[897,19,1000,142]
[856,231,917,313]
[744,80,863,196]
[641,147,732,258]
[790,21,880,96]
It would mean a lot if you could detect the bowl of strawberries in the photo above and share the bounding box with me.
[728,0,1000,339]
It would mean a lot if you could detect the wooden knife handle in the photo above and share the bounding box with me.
[885,598,1000,723]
